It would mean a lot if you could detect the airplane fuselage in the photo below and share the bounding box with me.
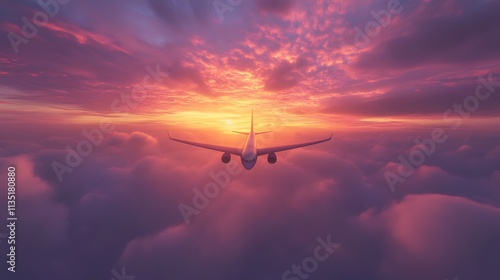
[241,130,257,170]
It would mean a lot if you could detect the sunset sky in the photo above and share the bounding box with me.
[1,0,500,279]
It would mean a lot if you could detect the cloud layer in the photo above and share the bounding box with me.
[1,127,499,279]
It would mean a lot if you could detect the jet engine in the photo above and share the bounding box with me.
[221,152,231,163]
[267,152,277,164]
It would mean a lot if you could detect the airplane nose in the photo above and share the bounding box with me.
[241,158,255,170]
[242,162,252,170]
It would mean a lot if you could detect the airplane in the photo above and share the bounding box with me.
[168,111,332,170]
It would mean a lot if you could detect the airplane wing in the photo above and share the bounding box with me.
[256,133,332,156]
[168,133,242,155]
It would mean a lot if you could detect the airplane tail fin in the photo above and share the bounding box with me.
[251,110,254,132]
[249,111,272,135]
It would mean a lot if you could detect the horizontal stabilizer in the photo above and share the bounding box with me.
[255,131,272,135]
